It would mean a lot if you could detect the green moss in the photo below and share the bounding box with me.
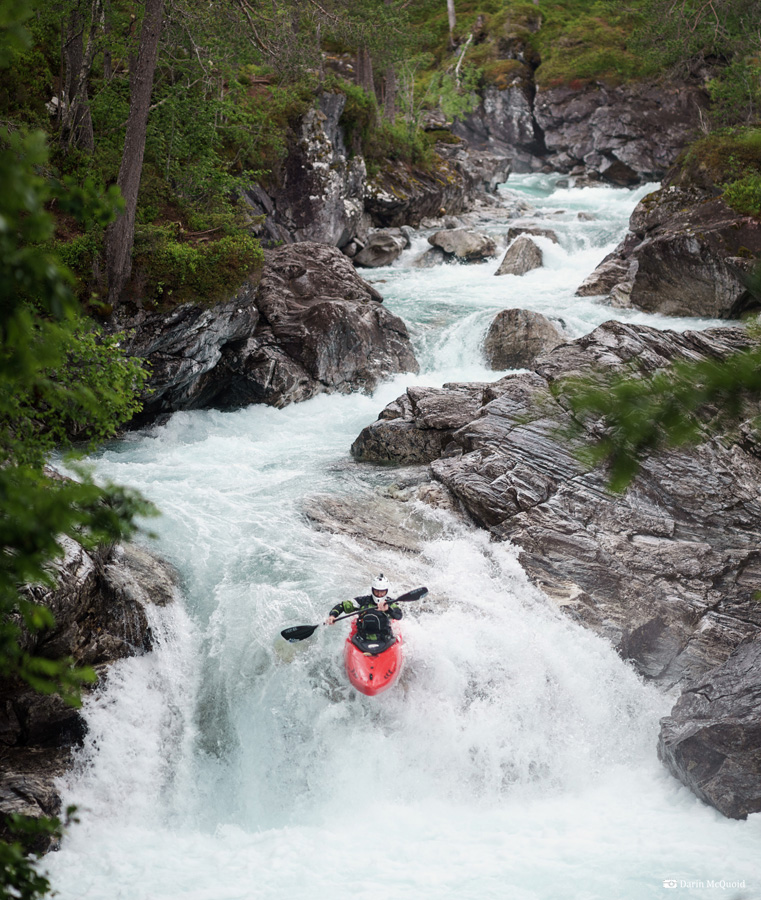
[680,128,761,186]
[132,226,264,306]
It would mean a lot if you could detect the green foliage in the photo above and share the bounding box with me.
[336,79,378,154]
[632,0,761,125]
[678,128,761,215]
[1,7,156,897]
[133,226,263,305]
[723,173,761,217]
[559,334,761,491]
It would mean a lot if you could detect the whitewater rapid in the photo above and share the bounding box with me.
[46,176,761,900]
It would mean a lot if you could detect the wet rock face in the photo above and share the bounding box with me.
[364,147,510,228]
[0,540,179,847]
[577,185,761,318]
[534,81,708,181]
[483,308,564,368]
[354,321,761,688]
[455,74,707,182]
[352,383,492,465]
[114,242,418,420]
[659,636,761,819]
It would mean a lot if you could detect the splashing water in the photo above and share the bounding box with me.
[45,176,761,900]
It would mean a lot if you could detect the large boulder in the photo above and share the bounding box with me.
[483,308,564,369]
[353,230,407,268]
[351,383,492,464]
[428,229,498,261]
[577,184,761,318]
[113,243,418,420]
[658,636,761,819]
[495,235,543,276]
[209,243,418,408]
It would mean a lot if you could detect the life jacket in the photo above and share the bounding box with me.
[357,609,391,639]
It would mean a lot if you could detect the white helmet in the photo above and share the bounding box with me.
[371,573,390,595]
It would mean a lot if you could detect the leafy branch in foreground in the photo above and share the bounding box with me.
[559,340,761,492]
[1,5,158,895]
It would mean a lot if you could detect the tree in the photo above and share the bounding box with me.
[105,0,165,303]
[1,6,154,895]
[446,0,455,47]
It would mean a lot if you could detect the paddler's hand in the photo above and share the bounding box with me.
[375,599,389,612]
[325,615,336,625]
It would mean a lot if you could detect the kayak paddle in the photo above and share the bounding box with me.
[280,586,428,643]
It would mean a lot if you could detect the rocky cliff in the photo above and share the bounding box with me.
[452,51,707,184]
[243,91,511,251]
[351,319,761,819]
[0,539,179,847]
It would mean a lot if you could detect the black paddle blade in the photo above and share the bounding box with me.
[396,586,428,603]
[280,624,320,642]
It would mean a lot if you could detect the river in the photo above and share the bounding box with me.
[45,176,761,900]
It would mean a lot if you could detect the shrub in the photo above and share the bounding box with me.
[132,225,263,305]
[723,174,761,217]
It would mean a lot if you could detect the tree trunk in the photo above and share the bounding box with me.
[383,63,396,121]
[61,0,100,152]
[105,0,164,304]
[355,44,374,95]
[447,0,456,46]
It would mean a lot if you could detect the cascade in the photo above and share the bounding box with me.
[46,176,761,900]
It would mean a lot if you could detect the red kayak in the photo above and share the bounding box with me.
[344,620,403,696]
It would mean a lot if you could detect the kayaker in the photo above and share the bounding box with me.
[325,573,403,639]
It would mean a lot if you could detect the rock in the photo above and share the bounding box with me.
[109,278,261,422]
[351,383,492,464]
[658,636,761,819]
[575,258,633,297]
[534,81,708,181]
[428,229,498,261]
[114,243,418,419]
[303,474,453,554]
[365,145,510,228]
[483,308,564,369]
[0,538,179,847]
[244,92,369,249]
[353,230,407,268]
[495,235,543,276]
[207,242,418,408]
[581,184,761,318]
[453,81,544,173]
[454,74,707,181]
[413,247,447,269]
[506,226,559,244]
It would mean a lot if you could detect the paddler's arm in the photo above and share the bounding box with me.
[325,597,362,625]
